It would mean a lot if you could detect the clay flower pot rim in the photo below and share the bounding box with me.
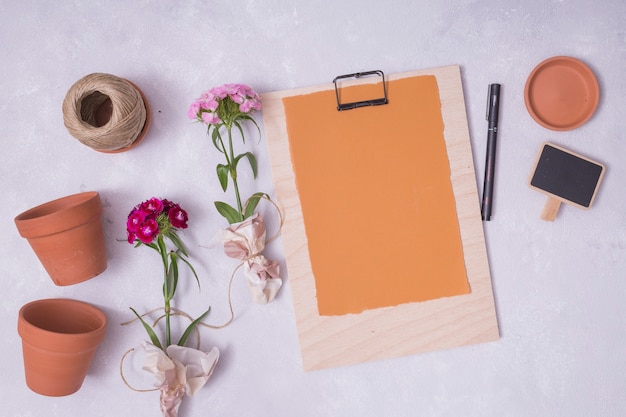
[18,298,107,351]
[14,191,102,238]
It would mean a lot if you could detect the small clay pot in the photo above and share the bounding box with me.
[14,191,107,286]
[17,298,107,396]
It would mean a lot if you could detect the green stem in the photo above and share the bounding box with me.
[157,234,172,348]
[232,178,243,219]
[226,126,244,219]
[216,130,232,167]
[165,298,171,347]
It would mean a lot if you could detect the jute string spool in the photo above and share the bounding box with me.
[62,73,149,152]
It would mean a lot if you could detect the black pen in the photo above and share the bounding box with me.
[481,83,501,221]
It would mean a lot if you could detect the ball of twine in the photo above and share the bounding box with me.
[62,73,148,152]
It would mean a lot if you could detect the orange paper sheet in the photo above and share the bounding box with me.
[282,75,470,316]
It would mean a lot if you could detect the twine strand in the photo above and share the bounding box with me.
[62,73,147,151]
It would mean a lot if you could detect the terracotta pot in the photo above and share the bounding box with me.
[14,191,107,286]
[17,298,107,396]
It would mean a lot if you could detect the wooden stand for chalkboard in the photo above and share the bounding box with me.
[529,142,605,222]
[261,65,499,371]
[540,198,562,221]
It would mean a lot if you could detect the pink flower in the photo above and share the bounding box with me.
[210,85,229,99]
[230,92,245,104]
[201,112,221,125]
[168,205,189,229]
[200,97,219,112]
[239,100,255,113]
[187,101,201,120]
[190,84,261,128]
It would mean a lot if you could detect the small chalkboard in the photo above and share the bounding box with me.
[529,142,605,221]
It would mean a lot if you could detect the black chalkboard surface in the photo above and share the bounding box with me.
[529,143,605,221]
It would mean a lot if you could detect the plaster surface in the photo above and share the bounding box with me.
[1,1,625,416]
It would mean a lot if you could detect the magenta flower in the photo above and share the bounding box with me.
[168,205,189,229]
[141,197,164,215]
[162,198,175,212]
[126,197,190,245]
[127,209,148,233]
[136,219,159,243]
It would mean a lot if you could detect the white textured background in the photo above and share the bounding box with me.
[2,1,626,416]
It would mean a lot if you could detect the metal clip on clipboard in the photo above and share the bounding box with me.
[333,70,388,111]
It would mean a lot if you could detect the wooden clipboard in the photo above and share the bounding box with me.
[261,65,499,371]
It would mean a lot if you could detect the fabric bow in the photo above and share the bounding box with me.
[221,212,282,304]
[142,342,219,417]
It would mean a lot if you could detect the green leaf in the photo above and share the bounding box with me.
[233,152,258,179]
[156,235,167,260]
[177,308,211,347]
[165,253,179,301]
[243,192,268,219]
[129,307,163,350]
[233,121,246,144]
[177,253,201,290]
[240,115,262,143]
[211,127,225,154]
[165,231,188,257]
[245,152,258,178]
[156,235,169,277]
[215,201,243,224]
[216,164,229,192]
[141,241,159,252]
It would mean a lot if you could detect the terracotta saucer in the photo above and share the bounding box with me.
[524,56,599,131]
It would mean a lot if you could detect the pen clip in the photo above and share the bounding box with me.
[485,84,500,123]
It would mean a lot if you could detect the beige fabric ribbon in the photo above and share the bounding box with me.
[221,212,282,304]
[142,342,219,417]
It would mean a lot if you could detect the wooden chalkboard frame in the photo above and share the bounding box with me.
[260,65,499,371]
[528,142,605,221]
